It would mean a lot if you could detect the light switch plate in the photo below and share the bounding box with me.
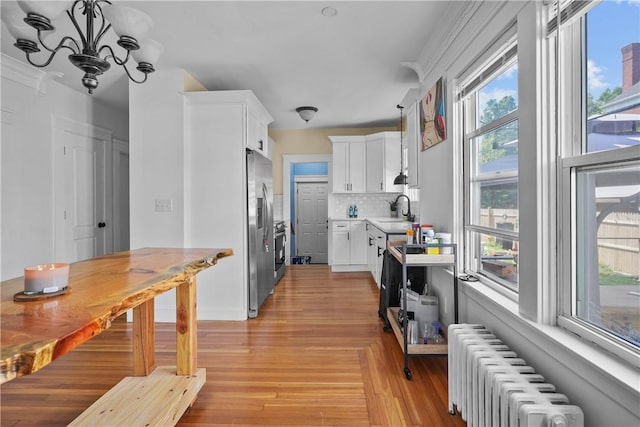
[155,199,173,212]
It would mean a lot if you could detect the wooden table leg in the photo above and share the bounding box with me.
[176,276,197,375]
[133,299,155,376]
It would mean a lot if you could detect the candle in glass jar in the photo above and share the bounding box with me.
[24,263,69,294]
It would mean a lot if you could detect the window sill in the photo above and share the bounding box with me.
[459,280,640,416]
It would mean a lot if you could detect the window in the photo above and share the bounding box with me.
[461,45,520,293]
[558,1,640,356]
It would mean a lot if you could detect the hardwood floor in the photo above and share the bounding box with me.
[0,265,465,426]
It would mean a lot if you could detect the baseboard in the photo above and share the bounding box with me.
[330,264,368,272]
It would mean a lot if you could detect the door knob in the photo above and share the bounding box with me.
[98,222,106,228]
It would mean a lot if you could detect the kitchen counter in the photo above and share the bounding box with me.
[329,217,413,234]
[366,218,413,234]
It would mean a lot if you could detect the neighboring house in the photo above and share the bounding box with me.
[588,42,640,151]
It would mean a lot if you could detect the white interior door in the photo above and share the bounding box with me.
[295,181,328,263]
[54,117,112,263]
[112,139,130,252]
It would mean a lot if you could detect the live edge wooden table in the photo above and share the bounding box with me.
[0,247,232,426]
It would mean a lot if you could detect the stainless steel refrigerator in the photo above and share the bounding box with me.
[246,148,275,318]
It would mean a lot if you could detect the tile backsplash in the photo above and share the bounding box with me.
[276,189,421,222]
[331,193,408,218]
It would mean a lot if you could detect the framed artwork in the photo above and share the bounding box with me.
[420,77,446,151]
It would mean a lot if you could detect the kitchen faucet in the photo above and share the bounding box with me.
[394,194,415,222]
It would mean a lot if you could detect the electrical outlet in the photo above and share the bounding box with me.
[155,199,173,212]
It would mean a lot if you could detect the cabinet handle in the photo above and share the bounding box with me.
[368,237,373,246]
[377,246,383,257]
[258,139,264,151]
[380,182,383,190]
[347,232,350,241]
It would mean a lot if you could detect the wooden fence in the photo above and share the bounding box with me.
[480,209,639,277]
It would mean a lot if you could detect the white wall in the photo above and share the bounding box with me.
[129,69,188,320]
[408,2,639,426]
[129,70,251,321]
[1,55,128,280]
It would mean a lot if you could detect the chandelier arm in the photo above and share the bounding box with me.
[93,22,112,51]
[98,44,130,66]
[119,62,149,84]
[67,7,88,50]
[25,46,73,68]
[35,31,80,56]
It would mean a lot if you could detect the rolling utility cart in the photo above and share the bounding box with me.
[385,240,458,380]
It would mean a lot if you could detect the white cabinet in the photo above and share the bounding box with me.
[332,221,350,263]
[405,100,420,188]
[331,220,367,271]
[329,136,366,193]
[367,226,376,276]
[366,224,386,287]
[183,90,273,320]
[349,220,367,265]
[247,110,270,157]
[365,132,403,193]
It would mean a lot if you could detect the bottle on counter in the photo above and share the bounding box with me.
[412,223,421,244]
[353,205,358,218]
[406,229,414,244]
[422,225,434,244]
[435,232,452,254]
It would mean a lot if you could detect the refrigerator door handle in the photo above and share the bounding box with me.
[262,182,270,252]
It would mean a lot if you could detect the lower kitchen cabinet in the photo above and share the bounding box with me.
[366,223,387,287]
[331,220,367,271]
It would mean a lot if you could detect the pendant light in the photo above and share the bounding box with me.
[393,104,408,185]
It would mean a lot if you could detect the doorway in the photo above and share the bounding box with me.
[295,179,328,264]
[283,154,332,265]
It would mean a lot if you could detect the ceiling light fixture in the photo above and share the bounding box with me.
[296,106,318,123]
[2,1,163,94]
[393,104,408,185]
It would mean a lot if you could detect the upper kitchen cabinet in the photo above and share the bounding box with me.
[329,136,366,193]
[405,101,420,188]
[365,132,403,193]
[186,90,273,158]
[247,109,270,158]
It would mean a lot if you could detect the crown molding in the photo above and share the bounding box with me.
[1,53,63,96]
[399,1,513,106]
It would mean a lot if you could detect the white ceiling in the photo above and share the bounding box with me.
[1,1,466,130]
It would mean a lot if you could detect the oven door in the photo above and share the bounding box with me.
[275,230,286,269]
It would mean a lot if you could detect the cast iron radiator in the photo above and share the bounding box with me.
[448,324,584,427]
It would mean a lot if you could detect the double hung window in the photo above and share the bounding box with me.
[557,0,640,357]
[461,43,520,293]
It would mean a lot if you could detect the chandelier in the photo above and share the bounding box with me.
[2,1,163,94]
